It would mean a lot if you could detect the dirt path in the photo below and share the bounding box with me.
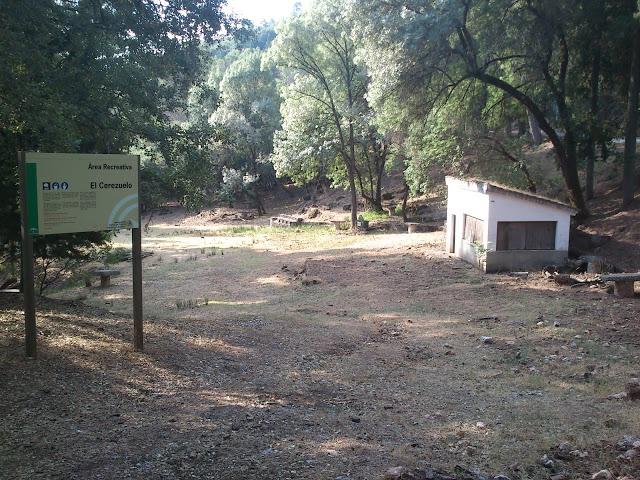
[1,221,639,480]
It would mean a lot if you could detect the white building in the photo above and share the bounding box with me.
[445,177,576,272]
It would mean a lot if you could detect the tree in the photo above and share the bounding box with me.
[350,0,606,217]
[623,6,640,208]
[266,0,366,229]
[0,0,225,277]
[209,49,281,214]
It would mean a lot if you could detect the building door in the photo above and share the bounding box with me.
[450,214,456,253]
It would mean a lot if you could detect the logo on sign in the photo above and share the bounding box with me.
[42,181,69,190]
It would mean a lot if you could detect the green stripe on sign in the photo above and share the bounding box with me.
[25,163,39,235]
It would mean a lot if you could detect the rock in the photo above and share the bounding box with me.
[476,421,487,429]
[540,454,554,469]
[307,207,320,219]
[342,204,351,211]
[385,466,407,480]
[550,475,569,480]
[554,321,561,327]
[619,448,638,461]
[569,449,588,458]
[625,378,640,400]
[556,441,574,459]
[301,275,321,286]
[617,435,640,450]
[591,471,614,480]
[493,476,511,480]
[608,391,627,400]
[480,336,494,345]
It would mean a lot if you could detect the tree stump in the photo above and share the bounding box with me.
[614,280,635,298]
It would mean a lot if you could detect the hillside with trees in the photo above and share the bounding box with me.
[2,2,640,479]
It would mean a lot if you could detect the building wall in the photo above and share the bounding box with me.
[485,191,571,252]
[445,182,490,266]
[446,179,573,272]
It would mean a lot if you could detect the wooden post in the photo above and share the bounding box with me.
[18,151,37,358]
[132,155,143,351]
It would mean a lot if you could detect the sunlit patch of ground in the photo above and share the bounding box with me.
[2,221,639,479]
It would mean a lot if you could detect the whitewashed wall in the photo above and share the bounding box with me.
[485,192,571,251]
[446,178,574,272]
[445,180,490,255]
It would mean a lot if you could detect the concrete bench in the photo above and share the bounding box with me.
[270,215,303,227]
[601,273,640,298]
[406,222,420,233]
[92,269,120,288]
[330,220,347,230]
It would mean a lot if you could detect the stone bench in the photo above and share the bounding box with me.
[601,273,640,298]
[330,220,347,230]
[270,215,303,227]
[92,268,120,288]
[406,222,420,233]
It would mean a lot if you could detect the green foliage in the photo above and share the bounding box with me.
[101,247,131,266]
[0,0,225,267]
[359,210,388,222]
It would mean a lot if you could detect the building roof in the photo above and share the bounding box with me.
[445,176,577,214]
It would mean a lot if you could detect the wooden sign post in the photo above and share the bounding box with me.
[18,151,143,357]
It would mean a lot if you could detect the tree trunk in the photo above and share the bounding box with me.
[348,124,358,229]
[475,72,588,217]
[401,181,409,223]
[586,15,602,201]
[623,20,640,208]
[527,109,543,145]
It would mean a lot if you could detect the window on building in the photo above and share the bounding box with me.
[496,221,556,250]
[463,215,484,244]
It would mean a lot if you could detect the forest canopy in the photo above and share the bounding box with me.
[1,0,639,264]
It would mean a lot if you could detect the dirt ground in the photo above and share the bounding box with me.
[1,212,639,480]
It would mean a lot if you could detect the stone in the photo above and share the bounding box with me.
[540,454,554,469]
[550,475,569,480]
[480,336,494,344]
[301,276,321,286]
[625,378,640,400]
[617,435,640,450]
[620,448,638,460]
[591,470,614,480]
[608,391,627,400]
[556,441,574,458]
[570,449,588,458]
[307,207,320,219]
[476,421,487,429]
[385,466,407,480]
